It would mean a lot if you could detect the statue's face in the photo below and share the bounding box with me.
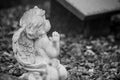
[25,19,45,39]
[25,25,39,39]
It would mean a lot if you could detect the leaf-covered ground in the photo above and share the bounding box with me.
[0,5,120,80]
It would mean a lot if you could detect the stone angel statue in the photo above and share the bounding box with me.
[12,6,67,80]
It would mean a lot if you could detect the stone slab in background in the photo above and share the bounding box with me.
[57,0,120,20]
[51,0,120,37]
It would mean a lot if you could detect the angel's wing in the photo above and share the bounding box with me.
[12,28,49,70]
[12,28,35,65]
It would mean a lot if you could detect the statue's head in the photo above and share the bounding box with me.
[19,6,51,39]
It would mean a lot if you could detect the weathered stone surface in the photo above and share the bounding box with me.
[12,6,67,80]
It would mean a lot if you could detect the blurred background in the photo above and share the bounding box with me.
[1,0,120,80]
[0,0,47,9]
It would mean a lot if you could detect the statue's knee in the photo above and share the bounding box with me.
[47,66,59,80]
[58,64,68,80]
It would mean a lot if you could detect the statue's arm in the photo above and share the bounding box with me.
[41,31,60,58]
[43,43,59,58]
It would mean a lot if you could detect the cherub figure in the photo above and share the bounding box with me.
[12,6,67,80]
